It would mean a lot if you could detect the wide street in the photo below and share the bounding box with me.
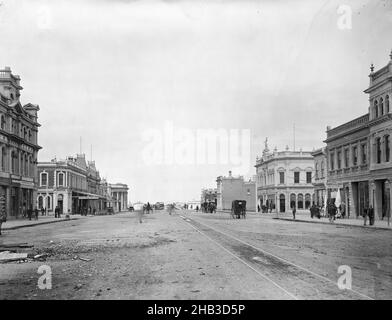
[1,210,391,300]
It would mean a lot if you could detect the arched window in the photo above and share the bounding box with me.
[40,172,48,186]
[297,193,304,209]
[305,194,311,209]
[386,95,390,114]
[375,100,379,118]
[385,135,390,162]
[38,196,43,209]
[380,98,384,116]
[46,196,51,210]
[290,193,296,209]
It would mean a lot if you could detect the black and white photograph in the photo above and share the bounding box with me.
[0,0,391,306]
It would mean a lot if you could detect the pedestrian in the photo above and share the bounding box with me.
[363,206,369,226]
[34,207,39,220]
[341,204,346,219]
[329,202,337,223]
[41,207,45,216]
[292,205,296,220]
[0,207,6,236]
[54,205,59,218]
[27,206,33,220]
[368,205,375,226]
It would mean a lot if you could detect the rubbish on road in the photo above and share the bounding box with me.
[33,254,47,260]
[0,251,28,263]
[79,257,91,262]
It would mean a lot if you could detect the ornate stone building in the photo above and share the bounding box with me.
[37,154,109,215]
[0,67,41,219]
[108,183,129,212]
[325,51,392,220]
[255,141,315,213]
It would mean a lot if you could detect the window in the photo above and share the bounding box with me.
[375,100,379,118]
[279,172,285,184]
[386,95,390,113]
[0,115,5,130]
[41,172,48,186]
[290,194,296,209]
[315,163,319,179]
[294,172,300,184]
[380,98,384,116]
[321,161,325,178]
[58,172,64,186]
[385,135,390,162]
[361,144,367,164]
[337,151,342,169]
[344,149,349,167]
[376,138,382,163]
[1,148,6,171]
[306,172,312,184]
[46,196,51,210]
[330,152,335,170]
[297,194,304,209]
[352,146,358,166]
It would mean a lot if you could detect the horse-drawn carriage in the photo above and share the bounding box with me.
[231,200,246,219]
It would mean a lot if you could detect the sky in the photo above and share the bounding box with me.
[0,0,391,203]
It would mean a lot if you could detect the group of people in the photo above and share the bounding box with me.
[200,202,216,213]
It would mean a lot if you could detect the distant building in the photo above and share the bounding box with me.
[0,67,41,219]
[311,147,327,207]
[255,141,315,213]
[37,154,109,215]
[325,51,392,220]
[201,188,217,204]
[109,183,129,212]
[216,171,257,211]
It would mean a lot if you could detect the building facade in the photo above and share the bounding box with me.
[201,188,217,204]
[325,51,392,220]
[311,147,327,207]
[109,183,129,212]
[0,67,41,219]
[216,171,257,211]
[255,142,315,213]
[37,154,109,215]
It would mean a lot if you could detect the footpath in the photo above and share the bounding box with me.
[274,213,392,230]
[2,215,80,231]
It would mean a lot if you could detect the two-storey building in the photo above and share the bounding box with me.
[255,141,315,213]
[0,67,41,219]
[311,148,327,207]
[325,51,392,220]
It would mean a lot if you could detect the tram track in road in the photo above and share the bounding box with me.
[179,214,373,300]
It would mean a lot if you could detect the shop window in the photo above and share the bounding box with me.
[297,194,304,209]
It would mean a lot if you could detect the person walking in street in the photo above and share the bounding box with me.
[368,205,375,226]
[328,201,337,223]
[0,207,6,236]
[54,205,59,218]
[34,207,39,220]
[363,205,369,226]
[27,206,33,221]
[292,205,296,220]
[41,207,45,216]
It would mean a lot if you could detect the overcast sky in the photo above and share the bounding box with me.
[0,0,391,203]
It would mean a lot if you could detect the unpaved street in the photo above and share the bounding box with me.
[1,210,391,300]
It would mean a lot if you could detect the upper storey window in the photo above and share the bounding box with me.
[374,100,378,118]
